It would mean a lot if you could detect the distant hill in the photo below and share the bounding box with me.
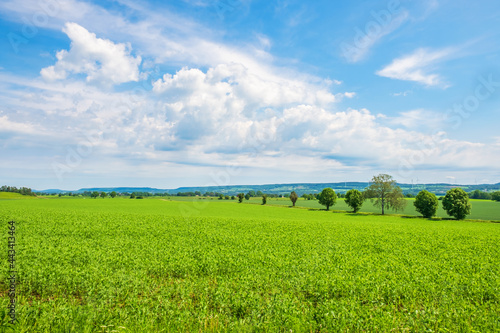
[36,181,500,196]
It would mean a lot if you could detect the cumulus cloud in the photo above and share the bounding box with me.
[41,22,141,85]
[376,48,452,87]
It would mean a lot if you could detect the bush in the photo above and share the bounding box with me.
[262,195,267,205]
[414,190,439,218]
[442,188,471,220]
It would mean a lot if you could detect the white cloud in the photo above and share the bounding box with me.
[376,48,452,86]
[41,22,141,85]
[390,109,446,130]
[0,115,40,135]
[2,0,500,187]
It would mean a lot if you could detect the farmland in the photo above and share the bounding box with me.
[1,196,499,332]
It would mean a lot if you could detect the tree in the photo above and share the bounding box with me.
[218,194,224,200]
[110,191,117,198]
[91,191,99,199]
[491,191,500,202]
[365,174,406,215]
[100,191,107,198]
[469,189,491,200]
[231,195,235,200]
[256,190,264,196]
[262,194,267,205]
[414,190,438,218]
[245,193,250,200]
[237,193,245,203]
[345,189,364,213]
[442,188,471,220]
[248,190,256,197]
[130,193,136,199]
[290,191,298,207]
[318,188,337,210]
[225,195,230,200]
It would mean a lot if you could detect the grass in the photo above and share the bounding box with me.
[0,198,499,332]
[0,192,37,200]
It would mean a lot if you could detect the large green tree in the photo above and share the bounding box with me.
[290,191,298,207]
[414,190,438,218]
[365,174,406,215]
[237,193,245,203]
[442,188,471,220]
[345,189,364,213]
[318,188,337,211]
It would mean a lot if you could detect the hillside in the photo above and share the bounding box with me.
[37,182,500,196]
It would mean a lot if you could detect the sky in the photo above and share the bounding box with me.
[1,0,500,190]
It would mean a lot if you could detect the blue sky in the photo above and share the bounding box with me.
[1,0,500,190]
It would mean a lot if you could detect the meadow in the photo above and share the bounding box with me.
[0,196,499,332]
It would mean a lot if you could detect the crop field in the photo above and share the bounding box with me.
[0,197,499,332]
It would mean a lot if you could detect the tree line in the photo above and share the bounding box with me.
[240,174,478,220]
[0,185,36,196]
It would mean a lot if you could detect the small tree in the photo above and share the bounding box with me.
[237,193,244,203]
[130,193,136,199]
[110,191,117,198]
[100,191,107,198]
[245,193,250,200]
[365,174,406,215]
[91,191,99,199]
[345,189,364,213]
[290,191,298,207]
[414,190,438,218]
[442,188,471,220]
[262,194,267,205]
[218,194,224,200]
[318,188,337,210]
[491,191,500,201]
[225,195,230,200]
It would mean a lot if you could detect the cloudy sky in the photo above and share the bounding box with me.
[1,0,500,190]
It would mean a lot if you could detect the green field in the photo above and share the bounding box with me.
[0,193,36,200]
[0,197,499,332]
[239,197,500,221]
